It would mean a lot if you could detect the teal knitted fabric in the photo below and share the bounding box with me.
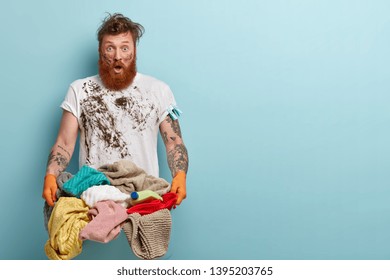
[62,165,110,198]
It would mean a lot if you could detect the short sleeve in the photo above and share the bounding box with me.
[60,85,79,119]
[158,83,178,124]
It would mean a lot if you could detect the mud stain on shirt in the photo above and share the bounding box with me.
[81,81,130,164]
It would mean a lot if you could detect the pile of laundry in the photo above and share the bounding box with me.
[43,160,177,260]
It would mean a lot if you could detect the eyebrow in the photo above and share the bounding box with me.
[104,41,131,44]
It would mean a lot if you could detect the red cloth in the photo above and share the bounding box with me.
[126,192,177,215]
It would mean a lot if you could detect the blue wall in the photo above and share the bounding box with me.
[0,0,389,260]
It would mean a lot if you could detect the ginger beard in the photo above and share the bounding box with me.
[98,51,137,91]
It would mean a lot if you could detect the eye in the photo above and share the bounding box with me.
[122,46,129,51]
[106,46,113,52]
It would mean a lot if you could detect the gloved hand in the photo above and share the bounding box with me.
[170,171,187,205]
[42,174,58,207]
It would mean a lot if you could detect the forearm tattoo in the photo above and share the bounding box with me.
[46,147,70,175]
[57,145,70,158]
[168,143,189,177]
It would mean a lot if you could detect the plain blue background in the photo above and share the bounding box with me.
[0,0,389,260]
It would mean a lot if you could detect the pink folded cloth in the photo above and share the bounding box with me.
[127,192,177,215]
[79,200,128,243]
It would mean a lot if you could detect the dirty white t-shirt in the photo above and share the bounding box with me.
[60,73,176,177]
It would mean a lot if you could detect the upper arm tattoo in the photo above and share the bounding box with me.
[162,131,169,145]
[166,117,182,138]
[161,117,182,145]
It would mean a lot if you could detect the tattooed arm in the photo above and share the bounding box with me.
[159,116,189,205]
[42,110,79,206]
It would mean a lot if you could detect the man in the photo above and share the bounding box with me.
[42,13,188,207]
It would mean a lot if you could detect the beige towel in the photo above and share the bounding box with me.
[98,160,171,195]
[44,197,90,260]
[122,209,172,260]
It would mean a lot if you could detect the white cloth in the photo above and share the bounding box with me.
[80,185,130,208]
[61,73,176,177]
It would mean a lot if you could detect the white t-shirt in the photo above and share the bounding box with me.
[60,73,176,177]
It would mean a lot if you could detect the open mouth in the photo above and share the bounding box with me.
[113,65,123,73]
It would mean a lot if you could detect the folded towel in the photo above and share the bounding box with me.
[80,185,130,208]
[98,160,171,196]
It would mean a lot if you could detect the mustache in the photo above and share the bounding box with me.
[112,61,126,68]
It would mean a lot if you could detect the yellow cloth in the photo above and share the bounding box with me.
[44,197,90,260]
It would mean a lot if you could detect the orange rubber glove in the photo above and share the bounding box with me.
[42,174,58,207]
[170,171,187,205]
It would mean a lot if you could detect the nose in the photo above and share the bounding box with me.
[114,50,122,61]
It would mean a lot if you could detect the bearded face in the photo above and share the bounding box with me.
[98,32,137,91]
